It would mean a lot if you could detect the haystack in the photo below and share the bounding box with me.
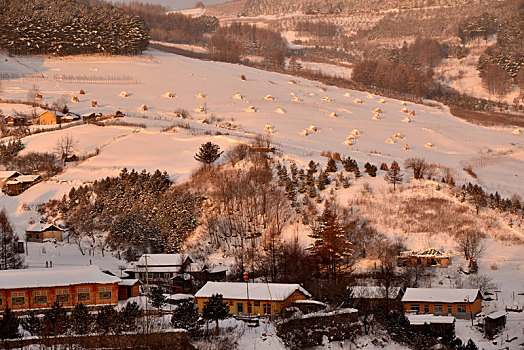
[344,92,351,98]
[265,94,274,101]
[403,143,410,150]
[247,106,256,112]
[120,91,130,97]
[409,110,416,116]
[309,125,318,132]
[79,89,86,95]
[196,92,206,99]
[385,138,395,144]
[275,107,286,114]
[264,124,275,134]
[378,98,386,104]
[394,133,404,139]
[288,80,297,85]
[91,100,98,107]
[400,101,407,106]
[374,108,382,114]
[292,96,301,102]
[401,107,409,113]
[330,112,338,118]
[138,104,148,111]
[367,94,374,98]
[401,117,411,123]
[352,129,361,136]
[35,93,43,100]
[232,93,243,100]
[425,142,434,148]
[196,106,205,112]
[322,96,331,102]
[346,134,356,141]
[372,114,381,120]
[308,92,316,96]
[354,98,362,104]
[300,129,309,136]
[71,96,79,103]
[343,140,353,146]
[513,129,522,135]
[165,92,175,98]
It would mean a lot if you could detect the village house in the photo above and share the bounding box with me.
[194,281,311,316]
[407,314,456,337]
[0,171,21,190]
[0,265,120,311]
[39,111,64,125]
[483,311,506,338]
[61,113,81,123]
[402,288,482,319]
[350,285,404,311]
[397,248,452,268]
[4,116,27,127]
[25,223,64,242]
[3,174,41,195]
[117,279,141,300]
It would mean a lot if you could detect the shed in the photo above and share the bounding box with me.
[118,279,141,300]
[407,314,455,337]
[484,311,506,338]
[26,223,64,242]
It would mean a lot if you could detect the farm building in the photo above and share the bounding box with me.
[195,282,311,316]
[25,223,64,242]
[0,265,120,311]
[3,174,41,195]
[483,311,506,338]
[402,288,482,319]
[397,248,452,268]
[0,171,21,189]
[118,279,140,300]
[350,286,404,311]
[61,113,81,123]
[407,314,455,337]
[39,111,63,125]
[4,116,27,126]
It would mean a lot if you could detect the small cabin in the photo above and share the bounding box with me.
[118,279,141,300]
[407,314,455,337]
[484,311,506,338]
[3,174,41,195]
[5,116,27,127]
[39,111,63,125]
[397,248,452,268]
[26,223,64,242]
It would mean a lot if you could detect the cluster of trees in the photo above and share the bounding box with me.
[352,58,433,98]
[295,20,339,37]
[118,1,218,44]
[208,22,287,68]
[0,209,25,270]
[0,302,141,341]
[459,182,522,216]
[0,138,24,164]
[389,36,446,72]
[457,12,498,44]
[46,169,202,255]
[0,0,149,56]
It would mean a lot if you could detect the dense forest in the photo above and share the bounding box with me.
[0,0,149,56]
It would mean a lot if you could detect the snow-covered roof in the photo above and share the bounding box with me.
[39,110,64,117]
[119,279,140,286]
[165,293,194,301]
[292,299,327,306]
[486,311,506,320]
[0,265,121,290]
[400,248,451,258]
[0,171,20,179]
[407,314,455,325]
[351,286,402,299]
[136,254,192,267]
[6,174,40,184]
[195,282,311,301]
[208,265,228,273]
[26,223,63,232]
[402,288,480,303]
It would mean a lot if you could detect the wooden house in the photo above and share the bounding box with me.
[402,288,482,319]
[61,113,80,123]
[483,311,506,338]
[195,282,311,316]
[118,279,140,300]
[397,248,452,268]
[39,111,63,125]
[350,286,404,311]
[25,223,64,242]
[407,314,455,337]
[0,171,21,190]
[125,254,193,284]
[3,174,41,195]
[4,116,27,126]
[0,266,120,311]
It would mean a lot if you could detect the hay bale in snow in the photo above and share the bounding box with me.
[394,133,404,139]
[275,107,286,114]
[401,107,409,113]
[402,117,411,123]
[330,112,338,118]
[91,100,98,107]
[264,94,274,101]
[374,108,382,114]
[425,142,434,148]
[300,129,309,136]
[264,124,275,134]
[346,134,356,141]
[372,114,381,120]
[71,96,79,103]
[309,125,317,132]
[196,92,206,99]
[379,98,386,103]
[409,110,416,116]
[138,104,148,111]
[353,98,362,103]
[288,80,297,85]
[403,143,410,150]
[292,96,301,102]
[344,92,351,97]
[344,139,353,146]
[120,91,130,97]
[513,129,522,135]
[79,89,86,95]
[247,106,256,112]
[35,93,43,100]
[400,101,407,106]
[352,129,361,136]
[165,92,175,98]
[322,96,332,102]
[385,138,395,144]
[232,93,243,100]
[196,106,205,112]
[367,94,374,98]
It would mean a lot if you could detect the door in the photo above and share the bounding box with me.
[237,302,244,314]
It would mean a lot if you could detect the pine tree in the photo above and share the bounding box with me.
[364,162,377,177]
[307,160,318,175]
[308,205,353,281]
[326,158,338,172]
[194,142,223,167]
[0,308,20,340]
[0,209,24,270]
[95,306,119,335]
[42,302,68,336]
[70,303,92,335]
[465,339,479,350]
[203,294,230,334]
[150,286,166,309]
[385,161,403,191]
[22,311,43,337]
[120,301,142,332]
[171,300,199,331]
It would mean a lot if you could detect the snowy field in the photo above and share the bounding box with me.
[0,49,523,348]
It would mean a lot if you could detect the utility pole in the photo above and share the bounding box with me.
[244,272,250,316]
[145,254,150,332]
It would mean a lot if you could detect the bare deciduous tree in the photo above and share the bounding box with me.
[456,229,485,261]
[54,134,78,164]
[405,158,432,179]
[482,63,512,98]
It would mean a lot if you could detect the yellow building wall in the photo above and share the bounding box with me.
[403,298,481,316]
[39,111,60,125]
[196,290,307,315]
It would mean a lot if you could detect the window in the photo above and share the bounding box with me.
[424,305,429,313]
[411,304,420,312]
[78,288,90,302]
[237,303,244,314]
[34,290,47,304]
[254,301,260,306]
[434,305,443,313]
[447,305,453,314]
[267,303,272,314]
[99,286,112,300]
[457,305,466,313]
[229,300,233,305]
[247,303,252,314]
[0,294,2,305]
[56,290,69,303]
[12,295,25,306]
